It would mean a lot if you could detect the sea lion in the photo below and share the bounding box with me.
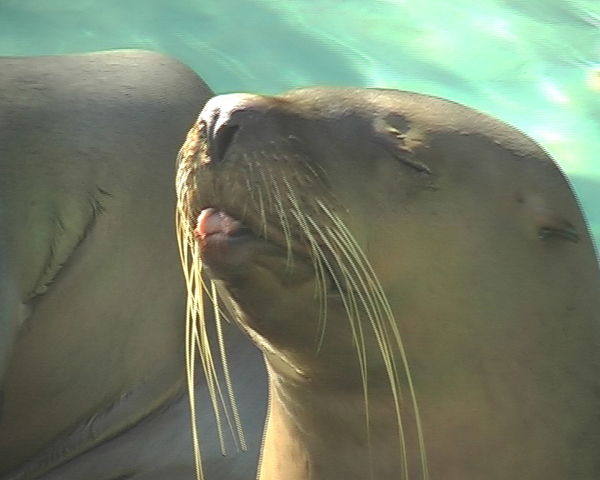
[0,50,266,480]
[176,87,600,480]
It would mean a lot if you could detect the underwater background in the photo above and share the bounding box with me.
[1,0,599,249]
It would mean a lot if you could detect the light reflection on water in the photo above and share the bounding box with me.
[1,0,599,246]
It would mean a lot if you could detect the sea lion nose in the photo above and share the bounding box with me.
[199,93,273,164]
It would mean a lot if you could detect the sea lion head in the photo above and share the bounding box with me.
[177,87,600,479]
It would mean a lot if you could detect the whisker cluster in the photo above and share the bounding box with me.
[175,134,428,480]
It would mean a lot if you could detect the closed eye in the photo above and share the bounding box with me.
[384,124,432,175]
[538,225,580,243]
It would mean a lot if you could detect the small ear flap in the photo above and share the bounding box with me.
[538,215,580,243]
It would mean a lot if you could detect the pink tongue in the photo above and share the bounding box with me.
[194,208,243,239]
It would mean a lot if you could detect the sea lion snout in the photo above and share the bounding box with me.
[199,93,280,164]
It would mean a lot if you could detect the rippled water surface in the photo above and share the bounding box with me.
[1,0,599,246]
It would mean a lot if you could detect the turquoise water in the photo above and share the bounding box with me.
[2,0,599,247]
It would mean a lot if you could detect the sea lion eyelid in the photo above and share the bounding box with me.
[391,152,432,174]
[374,120,432,175]
[538,226,580,243]
[535,214,580,243]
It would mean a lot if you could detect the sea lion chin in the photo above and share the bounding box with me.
[177,87,600,480]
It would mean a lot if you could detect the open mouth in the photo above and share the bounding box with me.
[194,208,254,244]
[193,206,308,256]
[193,207,344,294]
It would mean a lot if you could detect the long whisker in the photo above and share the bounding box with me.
[316,200,429,480]
[175,207,205,480]
[285,188,329,351]
[303,216,370,428]
[265,155,294,272]
[212,280,247,451]
[176,150,247,479]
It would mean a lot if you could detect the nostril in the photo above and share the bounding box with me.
[211,123,240,164]
[200,93,271,164]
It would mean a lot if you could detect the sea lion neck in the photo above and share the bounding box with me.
[260,368,424,480]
